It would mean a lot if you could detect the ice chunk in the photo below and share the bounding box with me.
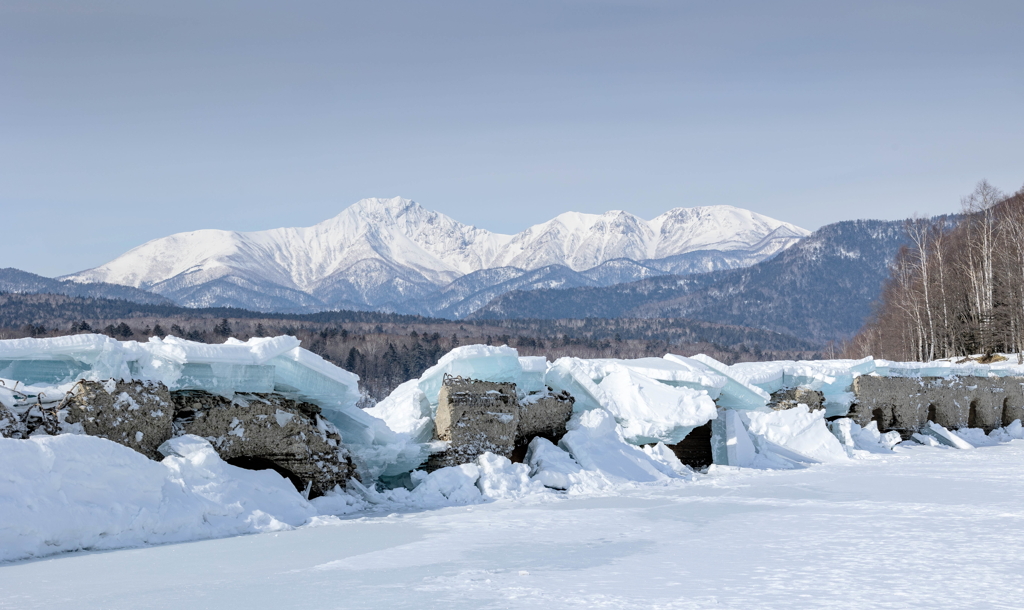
[544,357,606,412]
[677,353,770,409]
[544,356,721,444]
[918,422,974,449]
[952,427,1001,447]
[362,380,436,478]
[418,345,522,405]
[910,432,943,447]
[0,334,130,384]
[828,418,893,455]
[366,379,433,442]
[596,367,717,444]
[269,347,360,419]
[173,363,276,394]
[516,356,549,394]
[744,406,848,463]
[727,361,787,393]
[558,409,680,482]
[1005,419,1024,439]
[0,359,89,386]
[710,408,757,467]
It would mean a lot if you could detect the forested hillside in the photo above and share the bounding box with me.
[849,182,1024,360]
[471,218,912,344]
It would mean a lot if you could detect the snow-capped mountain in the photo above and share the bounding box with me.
[63,197,809,314]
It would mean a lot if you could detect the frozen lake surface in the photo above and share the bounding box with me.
[2,441,1023,610]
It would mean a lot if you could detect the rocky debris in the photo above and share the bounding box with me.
[0,402,27,438]
[663,421,714,469]
[428,376,576,470]
[769,387,825,412]
[171,390,354,498]
[851,375,1024,438]
[60,380,174,459]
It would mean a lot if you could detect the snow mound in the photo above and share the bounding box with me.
[558,409,682,483]
[0,434,315,563]
[544,357,720,444]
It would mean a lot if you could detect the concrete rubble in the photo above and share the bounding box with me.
[768,387,825,412]
[427,375,574,470]
[172,390,354,498]
[1,380,354,498]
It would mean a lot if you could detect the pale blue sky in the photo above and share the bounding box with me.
[2,0,1022,276]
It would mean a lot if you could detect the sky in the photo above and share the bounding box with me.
[2,0,1023,277]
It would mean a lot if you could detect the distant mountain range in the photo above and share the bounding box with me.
[60,197,808,313]
[1,199,920,346]
[470,219,912,344]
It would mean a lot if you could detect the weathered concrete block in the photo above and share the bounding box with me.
[769,387,825,412]
[428,377,520,469]
[172,390,354,498]
[61,380,174,459]
[510,388,575,463]
[428,378,576,468]
[850,375,1024,438]
[517,389,574,442]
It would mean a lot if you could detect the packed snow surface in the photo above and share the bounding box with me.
[4,434,1024,608]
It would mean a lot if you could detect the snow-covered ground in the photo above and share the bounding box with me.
[3,441,1023,610]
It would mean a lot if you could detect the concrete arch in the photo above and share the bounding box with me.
[967,400,980,429]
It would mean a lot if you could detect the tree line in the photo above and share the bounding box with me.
[0,292,823,403]
[848,181,1024,361]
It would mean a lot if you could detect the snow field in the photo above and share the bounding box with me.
[3,440,1024,609]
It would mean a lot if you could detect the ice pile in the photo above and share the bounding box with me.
[0,334,412,481]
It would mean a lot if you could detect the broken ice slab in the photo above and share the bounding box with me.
[269,348,360,411]
[544,357,605,412]
[418,345,523,405]
[918,422,974,449]
[175,363,276,394]
[675,353,769,410]
[0,359,90,386]
[595,367,717,445]
[710,408,757,467]
[517,356,548,395]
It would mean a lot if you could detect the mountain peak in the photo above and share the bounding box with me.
[63,198,808,313]
[345,196,421,216]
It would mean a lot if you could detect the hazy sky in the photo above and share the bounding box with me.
[3,0,1023,276]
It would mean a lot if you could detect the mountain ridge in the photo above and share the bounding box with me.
[468,218,915,344]
[62,197,809,312]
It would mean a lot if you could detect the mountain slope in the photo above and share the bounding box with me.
[63,197,808,312]
[0,268,173,305]
[469,219,914,344]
